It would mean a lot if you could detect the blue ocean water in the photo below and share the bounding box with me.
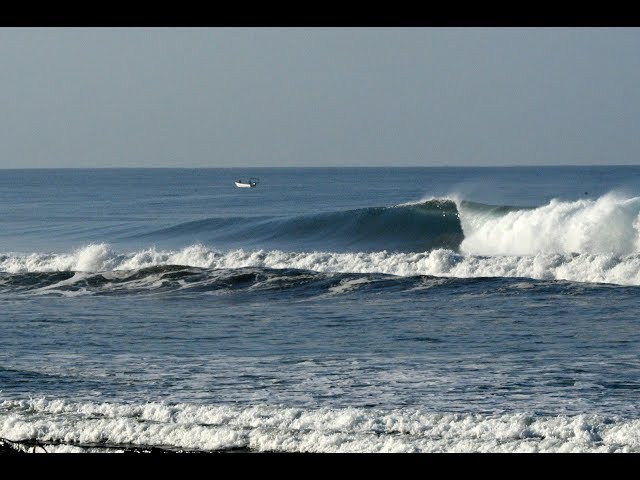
[1,166,640,453]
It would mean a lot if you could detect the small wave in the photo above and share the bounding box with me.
[2,244,640,289]
[0,260,427,297]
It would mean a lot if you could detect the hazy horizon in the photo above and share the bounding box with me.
[1,27,639,168]
[1,163,638,169]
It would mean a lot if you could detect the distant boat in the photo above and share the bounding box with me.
[235,177,258,188]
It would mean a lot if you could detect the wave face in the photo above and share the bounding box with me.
[135,199,464,253]
[2,398,639,453]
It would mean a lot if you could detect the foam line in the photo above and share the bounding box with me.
[1,398,638,453]
[2,243,640,286]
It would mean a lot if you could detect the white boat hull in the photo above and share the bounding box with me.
[235,181,256,188]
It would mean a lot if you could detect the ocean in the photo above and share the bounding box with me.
[1,166,639,453]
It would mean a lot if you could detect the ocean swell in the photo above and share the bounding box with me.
[2,193,640,288]
[134,199,464,253]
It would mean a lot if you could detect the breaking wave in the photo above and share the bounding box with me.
[1,243,640,291]
[2,193,640,289]
[128,193,640,256]
[459,193,640,256]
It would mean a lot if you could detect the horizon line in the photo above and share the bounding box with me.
[1,164,639,170]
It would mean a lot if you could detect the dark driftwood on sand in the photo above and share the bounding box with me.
[0,437,255,453]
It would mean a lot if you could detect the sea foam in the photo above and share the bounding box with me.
[2,243,640,286]
[1,398,638,453]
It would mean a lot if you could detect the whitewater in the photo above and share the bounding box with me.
[3,398,639,453]
[1,167,639,453]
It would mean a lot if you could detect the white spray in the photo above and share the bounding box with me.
[457,193,640,256]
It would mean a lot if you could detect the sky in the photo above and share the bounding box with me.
[0,27,639,168]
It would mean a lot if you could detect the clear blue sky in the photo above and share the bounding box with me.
[0,27,638,168]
